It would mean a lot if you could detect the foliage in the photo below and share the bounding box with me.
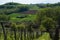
[0,2,60,40]
[38,32,51,40]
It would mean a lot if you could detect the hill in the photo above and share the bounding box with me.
[0,2,60,15]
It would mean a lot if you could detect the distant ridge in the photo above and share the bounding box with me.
[3,2,22,5]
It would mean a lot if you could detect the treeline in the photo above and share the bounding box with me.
[36,2,60,8]
[0,2,60,9]
[0,2,60,14]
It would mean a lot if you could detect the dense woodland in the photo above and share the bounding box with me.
[0,2,60,40]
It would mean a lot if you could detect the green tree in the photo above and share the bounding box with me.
[36,7,60,40]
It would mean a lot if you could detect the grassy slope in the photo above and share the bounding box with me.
[37,32,51,40]
[9,13,36,22]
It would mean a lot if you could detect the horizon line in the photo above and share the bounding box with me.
[0,2,60,5]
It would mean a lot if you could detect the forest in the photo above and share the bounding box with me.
[0,2,60,40]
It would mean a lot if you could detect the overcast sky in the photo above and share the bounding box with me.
[0,0,60,4]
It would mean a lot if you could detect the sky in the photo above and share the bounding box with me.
[0,0,60,4]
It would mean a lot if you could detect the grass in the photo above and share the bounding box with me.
[9,13,36,22]
[37,32,51,40]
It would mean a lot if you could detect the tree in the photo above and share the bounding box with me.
[17,6,29,12]
[0,14,10,21]
[0,22,7,40]
[36,7,60,40]
[10,22,17,40]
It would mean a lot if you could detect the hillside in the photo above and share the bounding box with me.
[0,2,60,40]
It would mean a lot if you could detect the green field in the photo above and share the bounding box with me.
[9,13,36,22]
